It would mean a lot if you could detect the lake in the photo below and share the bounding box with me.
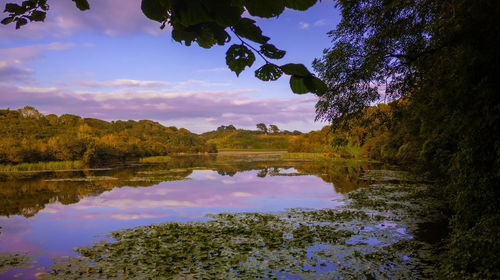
[0,153,382,279]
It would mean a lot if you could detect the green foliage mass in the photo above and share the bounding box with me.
[201,124,300,151]
[313,0,500,278]
[0,107,217,166]
[2,0,327,95]
[289,103,398,160]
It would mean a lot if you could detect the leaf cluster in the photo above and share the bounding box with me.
[313,0,437,119]
[141,0,327,94]
[2,0,327,95]
[2,0,89,29]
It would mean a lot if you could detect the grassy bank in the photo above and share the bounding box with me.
[280,152,327,160]
[139,156,172,163]
[218,148,287,153]
[0,161,83,172]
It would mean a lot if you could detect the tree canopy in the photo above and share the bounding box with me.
[313,0,499,278]
[2,0,327,95]
[0,107,217,165]
[256,123,267,134]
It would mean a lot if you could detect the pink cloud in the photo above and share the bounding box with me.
[0,43,78,85]
[0,0,163,42]
[0,60,34,82]
[50,79,171,88]
[0,42,75,61]
[40,170,340,218]
[0,217,39,252]
[0,84,321,132]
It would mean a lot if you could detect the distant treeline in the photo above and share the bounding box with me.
[201,124,301,151]
[0,107,216,166]
[0,104,423,167]
[289,101,421,165]
[289,102,399,160]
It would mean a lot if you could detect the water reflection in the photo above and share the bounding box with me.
[0,153,379,279]
[0,154,375,218]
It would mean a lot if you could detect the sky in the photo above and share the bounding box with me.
[0,0,341,133]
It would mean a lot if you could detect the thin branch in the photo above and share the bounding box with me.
[230,27,271,65]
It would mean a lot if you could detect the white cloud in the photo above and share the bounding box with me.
[314,19,327,26]
[299,22,310,29]
[197,67,230,73]
[175,80,232,88]
[0,0,164,43]
[0,42,75,61]
[0,60,34,82]
[66,79,171,88]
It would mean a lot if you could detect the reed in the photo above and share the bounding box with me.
[280,153,327,159]
[0,160,83,172]
[139,156,172,163]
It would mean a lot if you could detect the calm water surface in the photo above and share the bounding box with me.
[0,153,376,279]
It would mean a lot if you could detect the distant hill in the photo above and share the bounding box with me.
[0,106,216,165]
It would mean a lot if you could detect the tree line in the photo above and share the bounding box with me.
[0,106,216,166]
[201,123,301,150]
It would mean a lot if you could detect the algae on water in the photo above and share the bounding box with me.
[35,170,440,279]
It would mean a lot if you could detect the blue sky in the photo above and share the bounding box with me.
[0,0,340,133]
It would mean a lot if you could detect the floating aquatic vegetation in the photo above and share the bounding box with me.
[0,252,35,275]
[139,156,172,163]
[127,176,190,182]
[137,168,190,175]
[2,168,437,279]
[360,169,423,183]
[269,172,312,176]
[44,176,118,182]
[39,178,438,279]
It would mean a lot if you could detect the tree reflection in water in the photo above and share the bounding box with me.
[0,153,380,218]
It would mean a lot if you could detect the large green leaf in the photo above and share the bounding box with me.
[255,64,283,81]
[309,76,328,96]
[290,76,309,94]
[4,3,23,13]
[195,25,217,48]
[226,44,255,76]
[290,75,328,95]
[243,0,285,18]
[141,0,168,22]
[209,24,231,45]
[260,44,286,59]
[285,0,318,10]
[171,23,197,46]
[1,17,14,25]
[15,17,27,29]
[289,75,328,95]
[233,18,269,44]
[72,0,89,11]
[280,63,311,76]
[29,10,46,21]
[21,0,37,10]
[203,0,243,27]
[175,0,210,26]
